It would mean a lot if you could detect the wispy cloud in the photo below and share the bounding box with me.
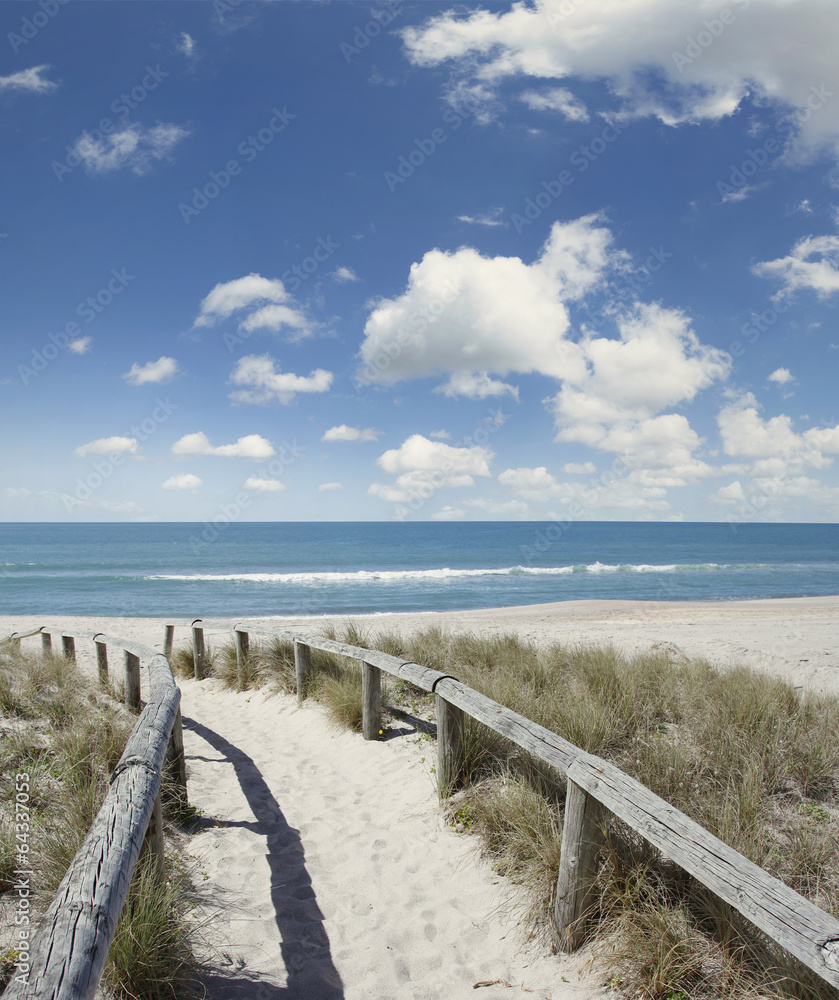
[176,32,197,58]
[0,65,57,95]
[72,122,190,176]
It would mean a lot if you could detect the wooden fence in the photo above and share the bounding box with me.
[1,628,187,1000]
[203,621,839,990]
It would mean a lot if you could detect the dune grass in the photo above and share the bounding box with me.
[217,622,836,1000]
[0,647,203,997]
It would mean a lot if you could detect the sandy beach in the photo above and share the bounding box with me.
[4,596,838,999]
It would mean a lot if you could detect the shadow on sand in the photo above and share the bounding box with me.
[182,716,345,1000]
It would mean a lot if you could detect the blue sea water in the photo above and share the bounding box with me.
[0,522,837,618]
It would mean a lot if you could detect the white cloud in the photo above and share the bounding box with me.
[753,235,839,300]
[497,464,671,513]
[377,434,492,476]
[401,1,839,161]
[74,436,138,458]
[520,87,589,122]
[717,394,839,477]
[358,215,621,385]
[457,208,506,227]
[321,424,383,442]
[367,470,478,503]
[0,65,56,95]
[498,466,560,502]
[73,123,189,176]
[431,505,466,520]
[562,461,597,474]
[546,302,730,484]
[176,32,197,58]
[243,477,287,492]
[433,371,519,400]
[192,273,311,338]
[122,356,179,385]
[228,354,333,405]
[318,482,344,491]
[333,266,360,283]
[195,274,287,325]
[767,367,795,385]
[69,337,92,354]
[171,431,275,459]
[368,434,493,502]
[720,184,758,204]
[162,473,202,491]
[429,429,451,439]
[239,304,311,338]
[708,480,746,505]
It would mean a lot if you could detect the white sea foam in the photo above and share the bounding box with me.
[145,562,726,584]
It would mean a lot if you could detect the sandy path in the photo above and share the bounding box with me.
[4,596,838,997]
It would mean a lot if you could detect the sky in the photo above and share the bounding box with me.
[2,0,838,524]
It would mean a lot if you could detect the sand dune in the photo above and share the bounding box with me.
[4,596,838,998]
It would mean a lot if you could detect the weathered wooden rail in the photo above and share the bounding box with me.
[1,628,187,1000]
[186,620,839,989]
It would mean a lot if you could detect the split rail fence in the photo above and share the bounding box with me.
[3,619,839,996]
[209,620,839,990]
[0,627,187,1000]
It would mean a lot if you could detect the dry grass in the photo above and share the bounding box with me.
[0,647,203,997]
[195,622,839,998]
[340,625,839,1000]
[169,642,216,680]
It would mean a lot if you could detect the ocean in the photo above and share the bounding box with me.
[0,521,837,618]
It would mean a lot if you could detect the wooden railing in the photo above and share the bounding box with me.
[199,621,839,989]
[1,629,187,1000]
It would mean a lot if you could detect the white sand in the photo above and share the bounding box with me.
[5,596,838,998]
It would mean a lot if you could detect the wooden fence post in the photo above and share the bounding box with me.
[141,793,165,884]
[235,629,249,688]
[435,693,465,798]
[95,639,108,686]
[554,778,604,951]
[294,640,310,704]
[163,625,175,660]
[362,660,382,740]
[124,651,141,713]
[165,706,188,811]
[62,635,76,661]
[191,620,206,680]
[41,631,52,654]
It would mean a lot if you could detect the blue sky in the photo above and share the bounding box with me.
[2,0,838,523]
